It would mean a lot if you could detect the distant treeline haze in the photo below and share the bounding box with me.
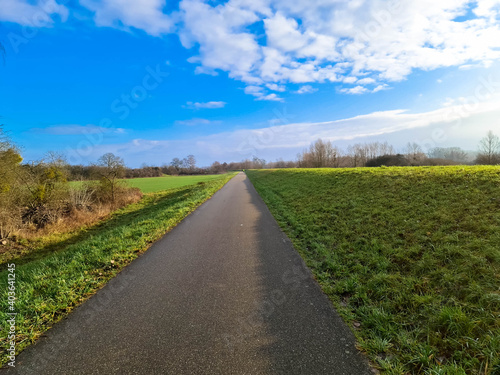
[226,130,500,171]
[64,130,500,180]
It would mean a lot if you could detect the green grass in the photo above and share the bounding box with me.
[124,174,227,193]
[246,166,500,375]
[70,174,228,193]
[0,173,236,365]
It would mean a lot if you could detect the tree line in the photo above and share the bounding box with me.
[212,131,499,171]
[77,130,500,176]
[294,131,499,168]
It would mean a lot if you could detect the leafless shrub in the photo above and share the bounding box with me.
[68,182,96,211]
[475,130,500,165]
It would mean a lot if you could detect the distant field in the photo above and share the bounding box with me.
[247,166,500,375]
[123,175,226,193]
[71,174,227,193]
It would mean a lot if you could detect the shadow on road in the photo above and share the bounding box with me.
[242,175,374,374]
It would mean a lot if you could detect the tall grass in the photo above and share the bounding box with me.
[247,166,500,375]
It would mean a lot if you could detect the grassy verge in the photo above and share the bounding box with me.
[246,167,500,375]
[0,173,235,365]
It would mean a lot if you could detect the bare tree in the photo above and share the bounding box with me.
[311,139,328,167]
[170,157,182,170]
[274,158,287,168]
[444,147,469,163]
[186,154,196,170]
[96,153,125,202]
[252,156,266,169]
[298,139,341,168]
[347,144,368,167]
[476,130,500,165]
[210,161,223,174]
[428,147,468,163]
[404,142,426,165]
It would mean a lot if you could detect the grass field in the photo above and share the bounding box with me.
[247,166,500,375]
[69,174,227,194]
[0,173,235,365]
[124,174,227,193]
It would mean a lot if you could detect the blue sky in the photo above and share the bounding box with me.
[1,0,500,167]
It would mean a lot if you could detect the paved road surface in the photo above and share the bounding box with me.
[9,172,373,375]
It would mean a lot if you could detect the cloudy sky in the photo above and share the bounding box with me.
[1,0,500,166]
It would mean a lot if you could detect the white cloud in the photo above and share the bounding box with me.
[33,124,125,135]
[357,77,376,85]
[79,0,174,35]
[339,86,369,95]
[178,0,263,83]
[79,96,500,166]
[244,85,264,96]
[474,0,500,19]
[0,0,68,26]
[256,93,284,102]
[175,118,220,126]
[245,85,284,101]
[340,83,390,94]
[266,83,286,92]
[174,0,500,97]
[343,76,358,84]
[5,0,500,99]
[295,85,317,94]
[458,62,491,70]
[193,66,219,76]
[217,95,500,155]
[373,84,390,93]
[264,12,308,53]
[185,101,226,109]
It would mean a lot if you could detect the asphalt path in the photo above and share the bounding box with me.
[8,172,373,374]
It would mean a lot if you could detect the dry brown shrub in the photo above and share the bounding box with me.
[15,187,142,241]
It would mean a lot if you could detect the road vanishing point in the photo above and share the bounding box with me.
[8,173,373,375]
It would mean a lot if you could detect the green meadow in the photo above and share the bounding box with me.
[70,174,227,194]
[0,173,236,365]
[124,174,227,193]
[247,166,500,375]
